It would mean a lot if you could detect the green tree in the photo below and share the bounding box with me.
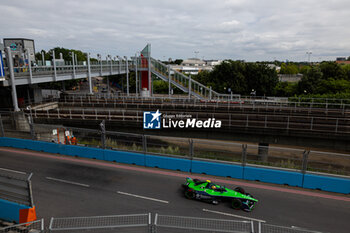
[341,64,350,80]
[173,59,183,65]
[49,47,87,62]
[298,66,323,94]
[299,65,311,75]
[209,60,247,94]
[280,63,299,74]
[245,63,278,96]
[319,61,346,80]
[315,79,350,94]
[274,82,298,96]
[35,47,87,64]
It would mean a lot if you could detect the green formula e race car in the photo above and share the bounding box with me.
[182,177,258,212]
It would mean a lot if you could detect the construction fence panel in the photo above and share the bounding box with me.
[154,214,254,233]
[260,223,324,233]
[0,219,44,232]
[49,213,151,233]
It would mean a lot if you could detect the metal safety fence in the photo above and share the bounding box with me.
[24,107,350,135]
[0,110,349,176]
[0,219,44,232]
[60,92,350,111]
[48,213,151,233]
[0,214,326,233]
[259,223,324,233]
[154,214,254,233]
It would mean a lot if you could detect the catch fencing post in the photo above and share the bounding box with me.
[301,150,310,175]
[28,112,35,140]
[310,117,313,130]
[241,144,247,166]
[100,120,106,149]
[0,114,4,137]
[142,135,147,154]
[335,118,339,133]
[189,139,194,172]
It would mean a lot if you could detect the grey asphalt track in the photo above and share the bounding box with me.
[0,148,349,233]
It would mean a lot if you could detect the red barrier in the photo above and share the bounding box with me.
[19,206,37,223]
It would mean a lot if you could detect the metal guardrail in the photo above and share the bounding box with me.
[0,219,44,232]
[48,213,151,232]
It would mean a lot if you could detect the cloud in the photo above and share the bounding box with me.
[0,0,349,61]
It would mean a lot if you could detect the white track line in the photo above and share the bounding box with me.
[203,209,266,223]
[46,177,90,187]
[117,191,169,204]
[291,226,324,233]
[0,167,26,175]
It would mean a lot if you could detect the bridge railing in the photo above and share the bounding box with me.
[3,61,128,80]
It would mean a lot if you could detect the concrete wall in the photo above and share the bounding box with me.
[0,199,35,223]
[0,137,349,194]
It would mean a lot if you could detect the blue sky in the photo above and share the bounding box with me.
[1,0,350,61]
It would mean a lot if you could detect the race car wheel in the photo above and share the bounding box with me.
[234,187,245,194]
[185,190,196,199]
[232,199,242,210]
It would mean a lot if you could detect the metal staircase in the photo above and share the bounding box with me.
[150,58,220,99]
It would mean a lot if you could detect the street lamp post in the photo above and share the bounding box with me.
[87,53,93,94]
[124,56,129,96]
[71,51,76,78]
[135,53,138,96]
[306,51,312,64]
[97,54,102,76]
[41,52,45,66]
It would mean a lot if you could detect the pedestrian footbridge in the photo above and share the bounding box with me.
[1,44,230,111]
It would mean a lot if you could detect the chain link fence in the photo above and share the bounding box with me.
[0,219,44,232]
[48,214,151,233]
